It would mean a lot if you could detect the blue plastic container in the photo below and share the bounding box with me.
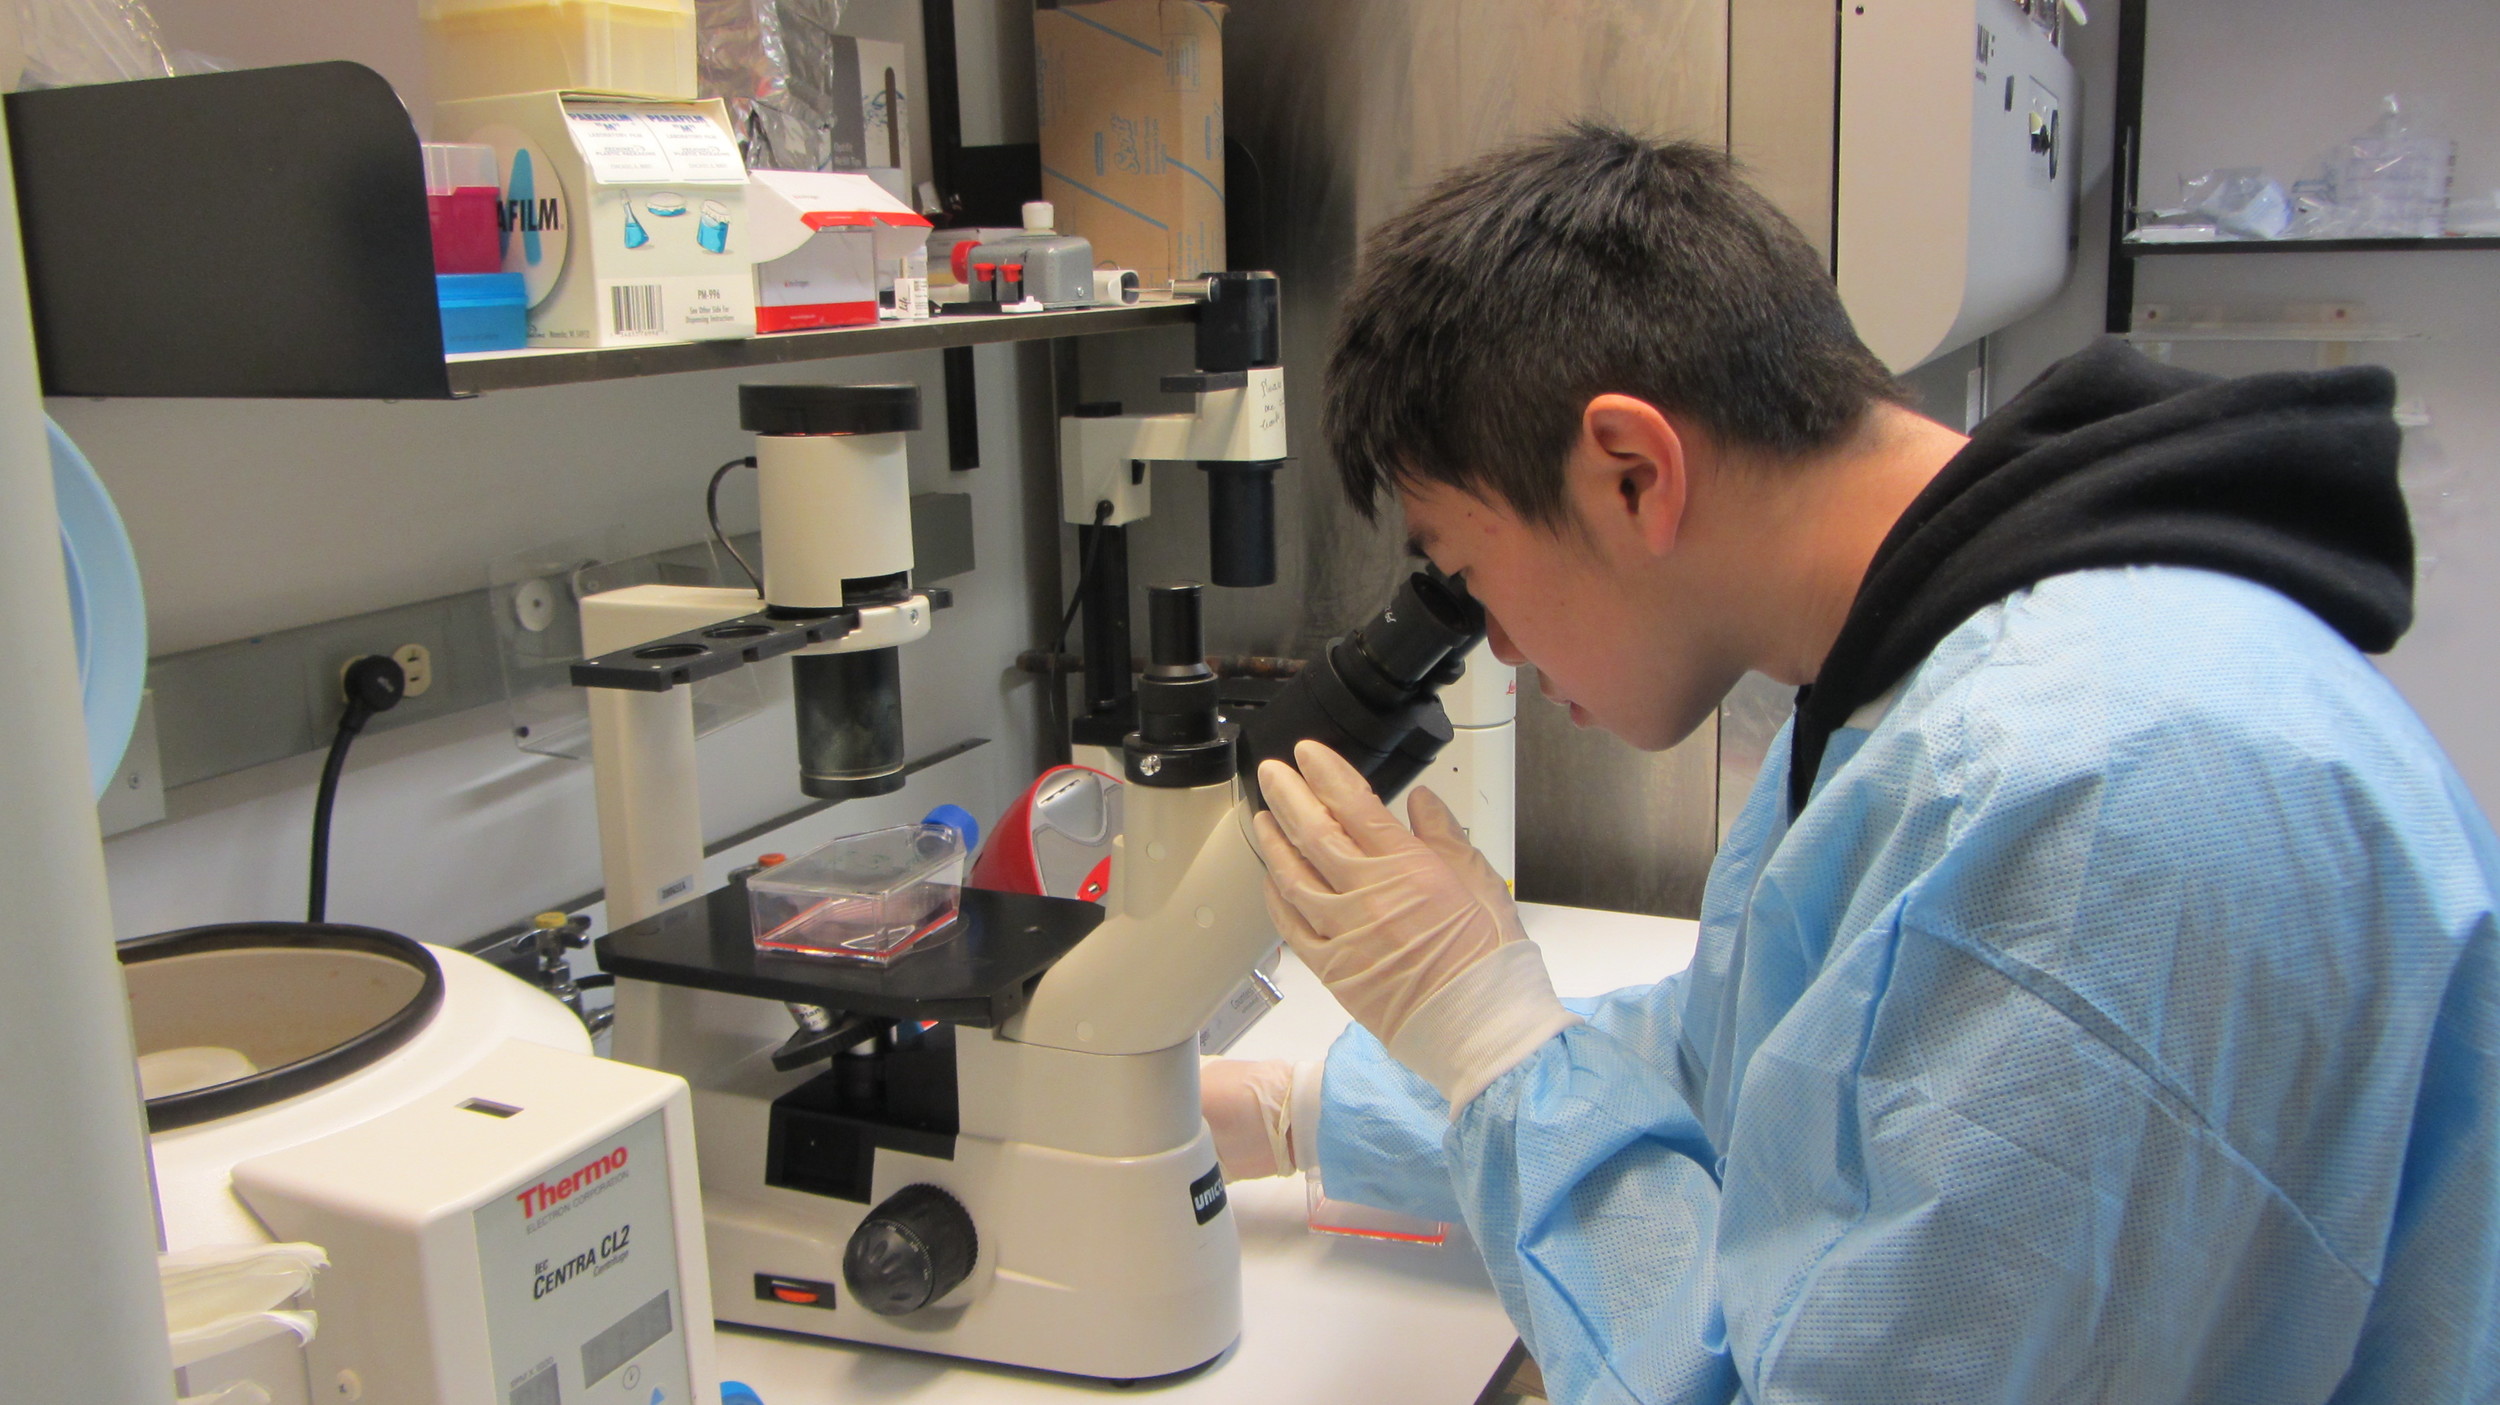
[437,272,528,353]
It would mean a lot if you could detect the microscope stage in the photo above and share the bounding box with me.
[596,883,1105,1026]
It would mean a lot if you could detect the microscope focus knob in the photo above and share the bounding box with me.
[843,1184,977,1316]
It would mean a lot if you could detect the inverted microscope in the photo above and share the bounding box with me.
[572,279,1491,1380]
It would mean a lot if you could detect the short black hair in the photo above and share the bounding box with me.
[1325,123,1903,525]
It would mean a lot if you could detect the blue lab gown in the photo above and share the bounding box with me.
[1317,565,2500,1403]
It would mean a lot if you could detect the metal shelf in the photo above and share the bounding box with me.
[447,300,1195,394]
[2,62,1194,399]
[2123,325,2418,343]
[2121,236,2500,257]
[2103,0,2500,329]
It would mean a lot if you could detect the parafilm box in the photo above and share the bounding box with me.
[441,91,757,347]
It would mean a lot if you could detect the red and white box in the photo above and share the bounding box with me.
[747,170,933,333]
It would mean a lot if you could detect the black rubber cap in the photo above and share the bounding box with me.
[1195,271,1281,373]
[1146,583,1207,672]
[741,383,921,436]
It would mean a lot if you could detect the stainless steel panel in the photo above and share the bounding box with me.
[1222,0,1735,916]
[1518,667,1721,918]
[1729,0,1840,261]
[1715,670,1793,844]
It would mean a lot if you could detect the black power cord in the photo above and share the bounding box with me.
[307,654,406,923]
[707,455,763,595]
[1046,501,1116,756]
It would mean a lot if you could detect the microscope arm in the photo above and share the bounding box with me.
[584,585,765,933]
[1005,777,1273,1057]
[1010,562,1488,1059]
[1060,370,1287,529]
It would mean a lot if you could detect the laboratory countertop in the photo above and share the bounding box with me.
[712,902,1700,1405]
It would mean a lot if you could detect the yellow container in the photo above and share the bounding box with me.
[424,0,697,103]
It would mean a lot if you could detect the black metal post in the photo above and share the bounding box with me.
[2105,0,2149,334]
[920,0,966,222]
[944,345,980,470]
[1073,522,1136,749]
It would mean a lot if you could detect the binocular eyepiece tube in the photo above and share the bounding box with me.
[1240,565,1488,805]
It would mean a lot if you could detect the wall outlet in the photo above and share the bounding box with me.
[308,620,452,751]
[394,643,434,697]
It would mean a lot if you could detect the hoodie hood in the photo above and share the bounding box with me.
[1789,337,2412,820]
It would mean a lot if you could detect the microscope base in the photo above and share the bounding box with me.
[601,883,1239,1381]
[701,1121,1240,1380]
[629,991,1241,1382]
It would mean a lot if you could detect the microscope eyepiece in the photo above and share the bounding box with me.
[1239,566,1489,806]
[1347,566,1483,693]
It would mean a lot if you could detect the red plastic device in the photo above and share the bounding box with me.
[969,765,1120,903]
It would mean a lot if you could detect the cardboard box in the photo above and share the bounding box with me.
[748,170,933,332]
[440,91,757,347]
[1035,1,1226,288]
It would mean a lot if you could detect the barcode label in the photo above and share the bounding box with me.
[511,1358,560,1405]
[609,283,663,336]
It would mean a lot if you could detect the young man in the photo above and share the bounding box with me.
[1205,124,2500,1403]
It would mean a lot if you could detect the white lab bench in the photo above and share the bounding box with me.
[712,903,1700,1404]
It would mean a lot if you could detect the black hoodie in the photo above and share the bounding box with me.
[1787,337,2413,821]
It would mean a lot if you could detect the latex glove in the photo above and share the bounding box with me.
[1254,740,1579,1110]
[1202,1057,1324,1181]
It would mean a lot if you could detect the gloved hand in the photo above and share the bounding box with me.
[1253,740,1579,1110]
[1201,1057,1323,1181]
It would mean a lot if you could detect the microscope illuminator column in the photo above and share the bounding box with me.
[742,383,931,800]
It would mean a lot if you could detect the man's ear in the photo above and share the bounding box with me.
[1569,394,1688,557]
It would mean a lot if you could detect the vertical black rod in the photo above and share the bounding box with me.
[1078,523,1133,722]
[1045,336,1080,760]
[2105,0,2149,334]
[884,67,902,170]
[944,345,981,470]
[920,0,966,220]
